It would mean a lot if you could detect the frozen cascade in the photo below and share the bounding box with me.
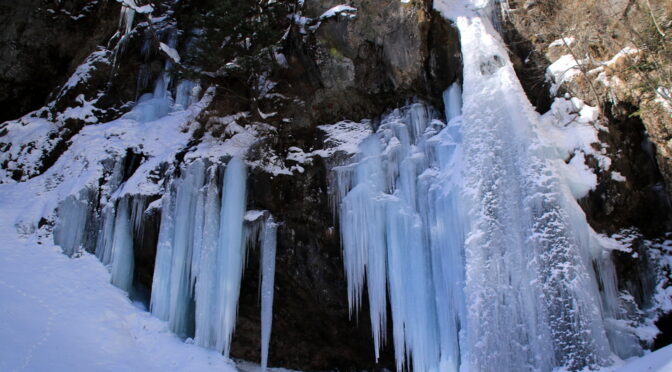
[335,95,463,372]
[151,160,207,336]
[208,157,247,356]
[53,188,99,257]
[150,157,250,357]
[109,197,135,292]
[55,38,201,290]
[94,196,150,293]
[259,216,277,370]
[336,45,644,372]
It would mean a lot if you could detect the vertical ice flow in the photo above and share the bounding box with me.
[150,158,249,356]
[336,94,464,372]
[336,63,642,370]
[110,198,134,292]
[54,189,97,257]
[260,216,277,370]
[214,157,247,357]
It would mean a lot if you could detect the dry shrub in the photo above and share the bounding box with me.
[504,0,671,109]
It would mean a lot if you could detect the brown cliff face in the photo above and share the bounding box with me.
[500,0,672,203]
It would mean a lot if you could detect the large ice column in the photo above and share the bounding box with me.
[260,216,277,370]
[339,135,388,359]
[429,0,643,369]
[336,96,464,372]
[192,172,223,347]
[449,11,612,371]
[91,195,147,293]
[150,160,207,336]
[54,188,98,256]
[110,197,135,292]
[422,84,466,372]
[213,157,248,356]
[151,157,249,355]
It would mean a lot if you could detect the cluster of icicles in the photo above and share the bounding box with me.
[55,157,277,369]
[333,84,645,372]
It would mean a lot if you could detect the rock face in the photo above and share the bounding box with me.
[203,2,462,368]
[0,0,118,123]
[272,0,461,128]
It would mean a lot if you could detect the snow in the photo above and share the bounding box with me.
[539,96,613,189]
[116,0,154,14]
[316,120,373,157]
[319,5,357,20]
[559,345,672,372]
[612,345,672,372]
[0,183,237,372]
[159,42,181,64]
[612,171,627,182]
[244,210,265,222]
[58,48,111,98]
[547,54,583,95]
[549,37,576,48]
[655,87,672,115]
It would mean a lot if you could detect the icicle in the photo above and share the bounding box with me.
[150,157,248,354]
[213,157,248,356]
[110,198,135,292]
[193,171,223,347]
[96,204,117,266]
[339,135,388,359]
[119,5,136,38]
[443,83,462,123]
[150,160,207,337]
[336,95,457,371]
[175,80,199,110]
[54,189,97,256]
[260,216,277,371]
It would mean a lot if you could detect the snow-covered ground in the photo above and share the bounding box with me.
[0,180,237,372]
[607,345,672,372]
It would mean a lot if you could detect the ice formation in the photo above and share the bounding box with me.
[332,1,648,368]
[148,158,278,362]
[150,157,247,355]
[259,217,277,370]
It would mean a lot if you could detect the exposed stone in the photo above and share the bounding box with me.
[0,0,118,123]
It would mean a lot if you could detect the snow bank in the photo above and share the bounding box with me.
[319,5,357,20]
[0,182,236,372]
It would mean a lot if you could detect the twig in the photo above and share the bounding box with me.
[645,0,666,38]
[561,37,603,112]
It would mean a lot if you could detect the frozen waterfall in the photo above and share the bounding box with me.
[334,92,467,372]
[259,217,277,371]
[334,13,646,367]
[150,158,247,355]
[149,158,279,363]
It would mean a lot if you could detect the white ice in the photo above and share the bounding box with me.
[332,0,650,370]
